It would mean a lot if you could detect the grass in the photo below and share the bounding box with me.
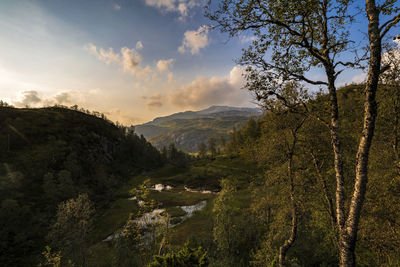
[87,156,257,266]
[168,199,215,247]
[91,198,139,243]
[165,206,187,217]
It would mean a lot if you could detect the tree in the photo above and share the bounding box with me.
[212,178,258,265]
[208,137,217,158]
[219,136,226,148]
[207,1,400,265]
[47,193,95,267]
[198,142,207,158]
[278,114,305,266]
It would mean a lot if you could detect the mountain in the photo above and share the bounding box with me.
[134,106,262,152]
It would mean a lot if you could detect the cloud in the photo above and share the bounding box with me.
[144,0,202,20]
[351,72,367,84]
[136,41,143,50]
[85,43,152,79]
[54,92,72,104]
[168,66,250,109]
[14,90,70,107]
[113,3,121,10]
[239,35,256,44]
[146,93,164,109]
[178,25,210,55]
[85,43,120,64]
[167,72,174,84]
[121,47,141,71]
[156,58,175,72]
[105,109,142,125]
[14,90,42,107]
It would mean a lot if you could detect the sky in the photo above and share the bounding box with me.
[0,0,399,124]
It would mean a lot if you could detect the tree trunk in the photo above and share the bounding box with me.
[279,125,302,267]
[279,151,297,267]
[338,1,381,266]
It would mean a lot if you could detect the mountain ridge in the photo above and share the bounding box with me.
[134,106,262,152]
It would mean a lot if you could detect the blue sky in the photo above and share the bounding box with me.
[0,0,398,124]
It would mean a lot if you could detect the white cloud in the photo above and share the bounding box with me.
[178,25,210,55]
[156,58,175,72]
[351,72,366,84]
[239,35,256,44]
[168,65,250,109]
[144,0,203,20]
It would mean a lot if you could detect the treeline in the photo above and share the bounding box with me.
[0,106,164,266]
[197,136,226,159]
[160,143,192,168]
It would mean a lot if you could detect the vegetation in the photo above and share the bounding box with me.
[207,0,400,265]
[0,106,163,266]
[1,1,400,266]
[134,106,261,152]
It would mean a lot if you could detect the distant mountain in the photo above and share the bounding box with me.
[134,106,262,152]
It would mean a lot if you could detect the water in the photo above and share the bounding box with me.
[103,200,207,242]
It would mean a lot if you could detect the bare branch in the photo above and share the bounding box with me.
[380,13,400,39]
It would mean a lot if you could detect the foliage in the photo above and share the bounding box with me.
[148,244,208,267]
[47,193,95,267]
[0,106,163,266]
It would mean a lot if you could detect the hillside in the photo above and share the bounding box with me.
[134,106,262,152]
[0,106,163,266]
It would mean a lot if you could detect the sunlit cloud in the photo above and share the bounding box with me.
[168,66,250,109]
[14,90,42,107]
[178,25,210,55]
[85,43,121,64]
[105,109,142,124]
[156,58,175,72]
[85,43,153,79]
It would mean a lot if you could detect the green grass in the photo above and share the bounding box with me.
[165,206,187,217]
[91,198,138,243]
[87,157,257,266]
[150,190,214,207]
[168,199,215,247]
